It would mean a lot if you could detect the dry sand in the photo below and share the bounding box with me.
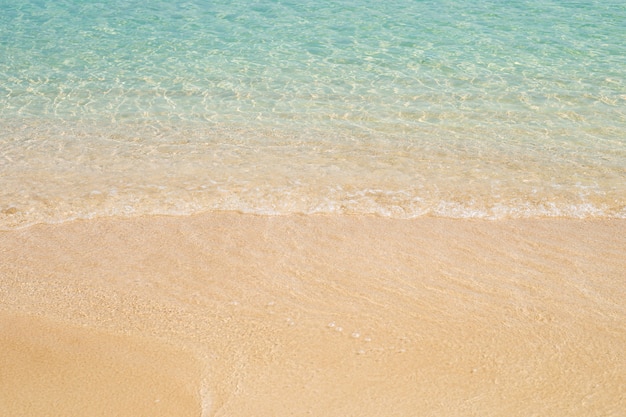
[1,213,625,416]
[0,311,202,417]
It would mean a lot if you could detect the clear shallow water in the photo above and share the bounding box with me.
[1,0,625,228]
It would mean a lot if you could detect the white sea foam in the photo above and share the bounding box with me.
[200,369,212,417]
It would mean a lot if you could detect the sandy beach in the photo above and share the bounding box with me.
[1,213,625,416]
[3,1,624,415]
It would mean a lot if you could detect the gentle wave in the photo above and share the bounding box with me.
[1,0,625,228]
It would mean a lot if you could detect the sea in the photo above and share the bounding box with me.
[1,0,625,229]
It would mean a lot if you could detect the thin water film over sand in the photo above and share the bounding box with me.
[1,214,625,416]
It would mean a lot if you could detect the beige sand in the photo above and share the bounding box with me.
[1,213,625,416]
[0,312,202,417]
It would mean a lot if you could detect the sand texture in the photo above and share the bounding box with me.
[0,312,202,417]
[1,213,625,416]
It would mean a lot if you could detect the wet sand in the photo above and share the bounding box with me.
[1,213,625,416]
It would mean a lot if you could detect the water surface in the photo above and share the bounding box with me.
[1,0,625,228]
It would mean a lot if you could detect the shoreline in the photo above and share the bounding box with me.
[1,213,625,416]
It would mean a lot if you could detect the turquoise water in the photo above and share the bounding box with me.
[1,0,625,228]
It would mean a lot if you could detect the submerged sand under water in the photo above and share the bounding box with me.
[1,213,625,416]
